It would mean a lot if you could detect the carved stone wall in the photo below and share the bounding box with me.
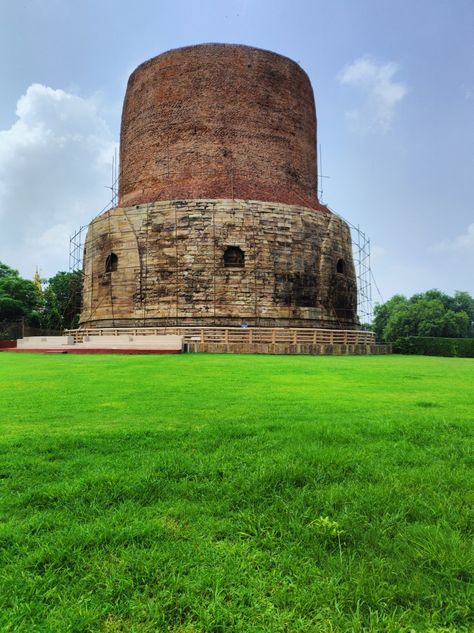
[80,199,357,329]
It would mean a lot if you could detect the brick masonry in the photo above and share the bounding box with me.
[80,199,357,328]
[119,44,323,211]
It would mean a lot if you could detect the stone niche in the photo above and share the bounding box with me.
[80,199,357,329]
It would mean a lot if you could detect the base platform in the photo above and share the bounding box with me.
[3,328,390,356]
[6,334,184,355]
[6,348,181,355]
[66,327,389,355]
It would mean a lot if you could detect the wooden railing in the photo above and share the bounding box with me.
[66,326,375,346]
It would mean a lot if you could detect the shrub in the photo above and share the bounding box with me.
[393,336,474,357]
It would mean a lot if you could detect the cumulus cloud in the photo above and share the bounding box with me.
[432,223,474,252]
[0,84,117,278]
[338,55,407,132]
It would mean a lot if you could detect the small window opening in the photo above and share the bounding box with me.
[224,246,244,268]
[105,252,118,273]
[336,258,345,274]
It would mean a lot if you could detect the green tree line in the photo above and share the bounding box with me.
[373,289,474,342]
[0,261,82,334]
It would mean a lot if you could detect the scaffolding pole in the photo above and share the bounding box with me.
[330,210,375,323]
[69,225,87,272]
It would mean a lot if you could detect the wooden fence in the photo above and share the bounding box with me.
[66,326,375,346]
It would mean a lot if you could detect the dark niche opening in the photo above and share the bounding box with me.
[105,253,118,273]
[336,258,345,274]
[224,246,245,268]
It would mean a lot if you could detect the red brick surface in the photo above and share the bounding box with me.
[119,44,322,210]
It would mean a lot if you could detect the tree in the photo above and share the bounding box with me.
[373,289,473,342]
[0,264,42,324]
[41,271,83,330]
[372,294,407,341]
[0,262,83,333]
[0,262,20,279]
[450,291,474,324]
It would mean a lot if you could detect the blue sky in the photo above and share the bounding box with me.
[0,0,472,304]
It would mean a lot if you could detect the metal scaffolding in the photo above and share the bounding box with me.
[69,224,87,272]
[69,153,378,324]
[70,214,376,325]
[329,210,375,324]
[349,223,373,324]
[69,150,119,273]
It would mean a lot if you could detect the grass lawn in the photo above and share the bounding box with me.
[0,352,473,632]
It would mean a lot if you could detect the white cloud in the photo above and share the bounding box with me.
[0,83,117,279]
[432,223,474,252]
[338,55,407,132]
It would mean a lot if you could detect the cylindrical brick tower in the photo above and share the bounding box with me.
[119,44,319,211]
[80,44,358,329]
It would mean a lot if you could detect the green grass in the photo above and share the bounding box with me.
[0,353,473,632]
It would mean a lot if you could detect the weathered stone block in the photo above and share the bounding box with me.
[81,199,357,329]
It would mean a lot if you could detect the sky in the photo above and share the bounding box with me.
[0,0,472,305]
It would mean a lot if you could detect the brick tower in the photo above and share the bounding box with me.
[80,44,357,328]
